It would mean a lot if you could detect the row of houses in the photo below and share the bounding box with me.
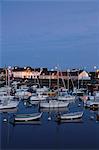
[97,70,99,78]
[0,66,97,81]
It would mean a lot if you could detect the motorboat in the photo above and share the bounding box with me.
[0,100,19,110]
[84,100,99,108]
[15,89,31,99]
[0,95,15,101]
[57,95,75,101]
[14,112,42,121]
[30,93,48,101]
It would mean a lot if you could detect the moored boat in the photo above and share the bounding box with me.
[0,100,19,110]
[57,111,83,120]
[14,112,42,121]
[30,93,48,101]
[84,100,99,108]
[57,95,75,101]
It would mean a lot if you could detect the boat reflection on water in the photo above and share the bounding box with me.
[24,101,32,107]
[56,118,83,124]
[30,101,39,105]
[10,120,41,126]
[0,108,18,113]
[39,107,68,113]
[40,107,68,121]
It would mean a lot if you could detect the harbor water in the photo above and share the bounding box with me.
[1,99,99,150]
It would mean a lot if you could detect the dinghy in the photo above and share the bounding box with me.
[57,111,83,120]
[14,112,42,122]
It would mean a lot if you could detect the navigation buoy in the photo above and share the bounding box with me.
[3,118,7,122]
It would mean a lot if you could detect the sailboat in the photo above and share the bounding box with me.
[72,70,85,96]
[57,69,75,101]
[39,67,69,108]
[0,67,19,110]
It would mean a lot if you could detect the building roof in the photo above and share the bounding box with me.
[12,67,41,72]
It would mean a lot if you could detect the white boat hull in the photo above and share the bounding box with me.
[14,113,42,121]
[58,96,75,101]
[59,112,83,120]
[30,96,47,101]
[0,101,19,110]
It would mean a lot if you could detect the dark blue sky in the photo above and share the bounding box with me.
[1,1,99,70]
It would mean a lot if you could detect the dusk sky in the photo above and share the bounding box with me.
[1,0,99,70]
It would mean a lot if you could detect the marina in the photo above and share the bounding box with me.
[0,68,99,149]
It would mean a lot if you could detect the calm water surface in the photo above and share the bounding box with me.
[1,99,99,150]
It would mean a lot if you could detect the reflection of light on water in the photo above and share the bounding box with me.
[0,108,18,113]
[48,116,51,121]
[1,113,11,148]
[56,118,83,124]
[40,107,68,113]
[1,100,99,149]
[3,118,7,122]
[11,120,41,126]
[90,116,94,120]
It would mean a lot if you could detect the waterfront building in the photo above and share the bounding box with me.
[78,71,90,80]
[12,67,41,79]
[96,70,99,78]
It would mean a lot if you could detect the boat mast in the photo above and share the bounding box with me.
[55,66,59,97]
[67,69,70,92]
[5,67,8,87]
[69,72,74,91]
[49,71,51,89]
[8,67,10,87]
[8,66,11,96]
[60,67,66,89]
[78,70,79,90]
[57,69,59,97]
